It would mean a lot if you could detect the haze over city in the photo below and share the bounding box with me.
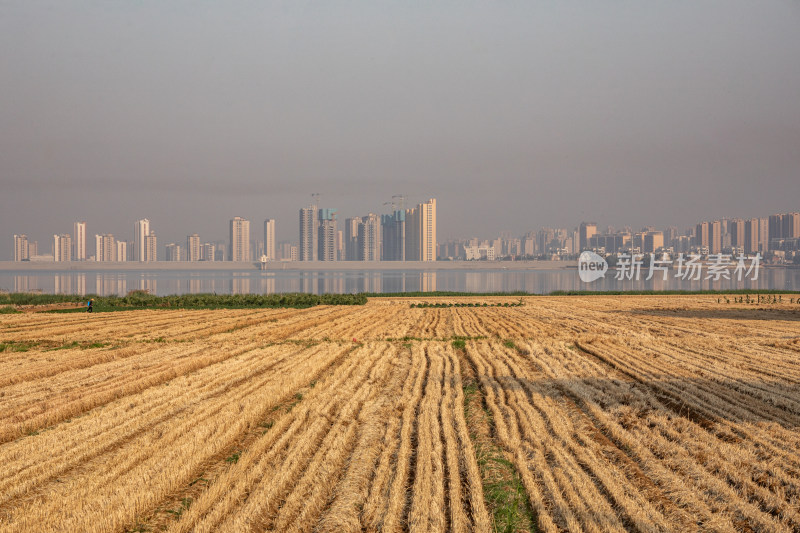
[3,2,800,260]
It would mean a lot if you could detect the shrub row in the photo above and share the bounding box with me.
[410,302,524,308]
[101,292,367,309]
[0,292,367,310]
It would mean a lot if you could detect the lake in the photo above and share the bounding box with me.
[3,268,800,296]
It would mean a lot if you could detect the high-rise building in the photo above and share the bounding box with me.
[358,213,381,261]
[187,234,201,262]
[13,234,29,262]
[344,217,362,261]
[744,219,759,255]
[579,222,597,252]
[318,209,338,261]
[405,198,437,261]
[729,219,745,251]
[134,219,150,261]
[95,234,116,262]
[709,220,722,254]
[665,226,679,244]
[229,217,250,262]
[381,210,406,261]
[695,222,709,249]
[299,205,318,261]
[277,242,292,261]
[53,234,72,262]
[336,230,344,261]
[785,213,800,239]
[145,232,157,262]
[201,243,215,262]
[73,222,86,261]
[758,218,769,253]
[643,232,664,253]
[673,235,692,253]
[117,241,128,262]
[263,219,276,261]
[538,228,556,255]
[768,214,784,247]
[165,243,183,262]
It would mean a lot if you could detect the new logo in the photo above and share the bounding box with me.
[578,251,608,283]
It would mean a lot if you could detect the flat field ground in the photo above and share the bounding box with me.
[0,295,799,532]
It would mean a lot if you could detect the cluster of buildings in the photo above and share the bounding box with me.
[437,212,800,264]
[11,198,438,263]
[12,205,799,265]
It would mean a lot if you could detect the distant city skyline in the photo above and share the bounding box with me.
[9,201,799,263]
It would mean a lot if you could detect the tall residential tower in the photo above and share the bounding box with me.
[134,219,151,261]
[318,209,338,261]
[229,217,251,262]
[405,198,437,261]
[263,219,276,261]
[299,205,318,261]
[73,221,86,261]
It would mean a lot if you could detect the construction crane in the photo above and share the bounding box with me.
[384,195,406,212]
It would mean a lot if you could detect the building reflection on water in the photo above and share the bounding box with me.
[14,275,36,293]
[231,275,250,295]
[0,268,798,296]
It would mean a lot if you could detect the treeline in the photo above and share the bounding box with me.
[0,292,367,310]
[0,293,84,305]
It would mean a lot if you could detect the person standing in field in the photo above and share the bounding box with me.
[87,298,93,313]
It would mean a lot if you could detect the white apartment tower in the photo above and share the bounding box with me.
[405,198,437,261]
[165,243,183,262]
[95,234,116,262]
[144,233,158,262]
[229,217,250,262]
[117,241,128,262]
[358,213,381,261]
[187,234,201,262]
[14,234,29,262]
[134,219,150,261]
[74,221,86,261]
[318,209,338,261]
[263,219,276,261]
[53,234,72,262]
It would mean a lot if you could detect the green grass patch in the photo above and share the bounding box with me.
[480,452,535,533]
[0,341,40,353]
[164,497,193,519]
[225,451,240,464]
[45,340,111,351]
[463,378,537,533]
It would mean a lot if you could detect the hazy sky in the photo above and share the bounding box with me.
[2,1,799,258]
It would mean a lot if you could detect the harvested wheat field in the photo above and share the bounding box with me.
[1,295,799,532]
